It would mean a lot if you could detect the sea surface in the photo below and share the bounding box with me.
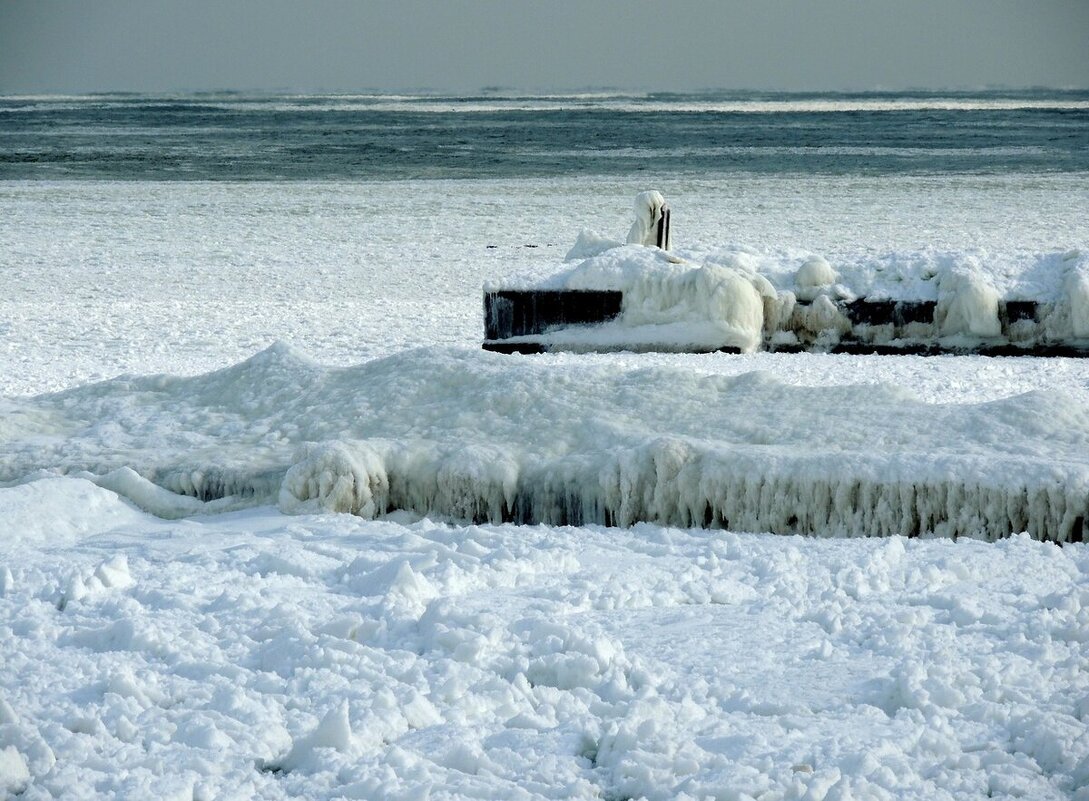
[1,89,1088,180]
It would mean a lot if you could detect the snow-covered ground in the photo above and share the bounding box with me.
[2,175,1089,799]
[3,482,1088,800]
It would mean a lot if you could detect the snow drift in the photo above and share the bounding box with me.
[3,344,1089,541]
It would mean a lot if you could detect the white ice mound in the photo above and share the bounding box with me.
[937,264,1001,338]
[0,477,147,545]
[565,228,623,261]
[7,345,1089,541]
[547,246,769,351]
[281,440,518,522]
[620,263,767,352]
[280,441,390,517]
[794,256,839,301]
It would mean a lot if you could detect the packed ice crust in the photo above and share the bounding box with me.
[3,343,1089,541]
[2,483,1088,800]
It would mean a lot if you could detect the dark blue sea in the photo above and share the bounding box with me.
[0,90,1087,180]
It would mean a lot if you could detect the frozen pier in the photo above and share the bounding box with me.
[6,344,1087,543]
[485,192,1089,355]
[483,289,1089,356]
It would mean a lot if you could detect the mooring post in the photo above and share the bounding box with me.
[656,204,671,250]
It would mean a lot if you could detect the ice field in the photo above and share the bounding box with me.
[2,173,1089,799]
[2,173,1087,394]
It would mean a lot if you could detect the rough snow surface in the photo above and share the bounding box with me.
[1,482,1088,800]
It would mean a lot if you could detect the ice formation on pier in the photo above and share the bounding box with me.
[4,344,1089,542]
[626,190,670,249]
[502,239,1089,354]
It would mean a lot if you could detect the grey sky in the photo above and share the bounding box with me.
[1,0,1087,93]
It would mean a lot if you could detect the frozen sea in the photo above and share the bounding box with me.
[1,91,1089,799]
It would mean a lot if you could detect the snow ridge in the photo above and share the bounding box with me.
[5,345,1089,541]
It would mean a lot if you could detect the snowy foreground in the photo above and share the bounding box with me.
[2,479,1088,800]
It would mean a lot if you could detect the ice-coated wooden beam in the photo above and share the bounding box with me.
[482,289,1085,356]
[483,290,624,341]
[844,299,938,327]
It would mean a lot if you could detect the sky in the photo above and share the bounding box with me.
[1,0,1087,94]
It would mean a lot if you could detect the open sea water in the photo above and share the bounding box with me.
[2,89,1088,180]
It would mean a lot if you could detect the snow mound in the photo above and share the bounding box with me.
[564,228,623,261]
[794,256,839,301]
[0,477,147,546]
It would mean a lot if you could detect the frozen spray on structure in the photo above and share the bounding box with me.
[627,190,671,250]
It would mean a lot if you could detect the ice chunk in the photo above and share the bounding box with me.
[279,701,353,773]
[352,559,438,607]
[0,746,29,797]
[794,256,839,301]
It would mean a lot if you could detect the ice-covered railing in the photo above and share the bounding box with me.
[3,344,1089,542]
[484,237,1089,355]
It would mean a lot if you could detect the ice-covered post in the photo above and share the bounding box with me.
[627,190,671,251]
